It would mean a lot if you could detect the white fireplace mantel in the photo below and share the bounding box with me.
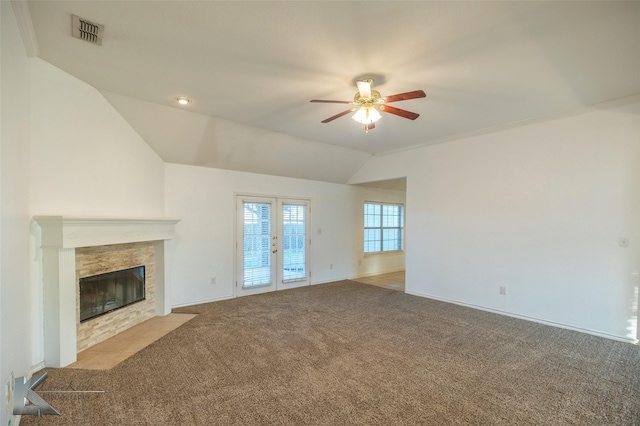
[33,216,180,248]
[33,216,180,368]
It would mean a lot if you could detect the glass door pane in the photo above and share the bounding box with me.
[237,196,309,296]
[242,201,274,288]
[281,203,306,283]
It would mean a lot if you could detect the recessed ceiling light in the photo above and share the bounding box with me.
[175,97,191,105]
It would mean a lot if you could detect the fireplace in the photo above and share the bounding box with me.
[80,265,146,323]
[75,241,156,352]
[33,216,180,368]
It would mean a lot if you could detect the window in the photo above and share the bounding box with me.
[364,203,404,253]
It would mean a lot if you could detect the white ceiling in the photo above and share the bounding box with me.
[26,1,640,184]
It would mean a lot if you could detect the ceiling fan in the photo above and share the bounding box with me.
[310,78,426,132]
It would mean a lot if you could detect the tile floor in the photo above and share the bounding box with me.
[353,270,405,291]
[70,313,196,370]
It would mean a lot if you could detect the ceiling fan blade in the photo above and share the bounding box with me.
[310,99,352,104]
[379,105,420,120]
[321,108,356,123]
[384,90,426,103]
[356,80,372,98]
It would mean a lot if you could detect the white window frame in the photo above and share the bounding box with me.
[364,202,404,254]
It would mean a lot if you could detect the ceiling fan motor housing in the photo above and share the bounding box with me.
[354,90,382,108]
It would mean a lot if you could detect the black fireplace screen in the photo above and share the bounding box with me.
[79,266,145,323]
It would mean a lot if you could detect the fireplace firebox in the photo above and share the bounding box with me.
[79,266,146,322]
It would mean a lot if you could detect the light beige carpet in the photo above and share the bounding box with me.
[22,281,640,425]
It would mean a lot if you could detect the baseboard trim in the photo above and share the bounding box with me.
[171,294,233,309]
[311,277,350,285]
[29,362,46,376]
[406,289,638,345]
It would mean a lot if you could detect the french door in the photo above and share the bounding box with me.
[236,196,310,296]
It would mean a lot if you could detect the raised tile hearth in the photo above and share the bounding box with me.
[33,216,179,368]
[70,313,196,370]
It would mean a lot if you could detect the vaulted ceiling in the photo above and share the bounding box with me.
[26,1,640,184]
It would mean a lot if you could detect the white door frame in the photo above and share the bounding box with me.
[235,195,310,297]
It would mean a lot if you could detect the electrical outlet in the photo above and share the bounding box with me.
[330,264,333,270]
[211,277,216,285]
[499,286,506,295]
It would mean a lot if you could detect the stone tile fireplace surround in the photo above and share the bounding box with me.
[33,216,179,368]
[75,242,155,353]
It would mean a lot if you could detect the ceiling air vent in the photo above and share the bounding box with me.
[71,14,104,46]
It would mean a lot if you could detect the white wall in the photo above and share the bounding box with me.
[1,3,33,425]
[29,60,165,217]
[26,57,166,371]
[350,100,640,341]
[165,163,405,307]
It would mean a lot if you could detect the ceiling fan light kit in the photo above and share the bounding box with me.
[311,78,426,133]
[352,106,381,125]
